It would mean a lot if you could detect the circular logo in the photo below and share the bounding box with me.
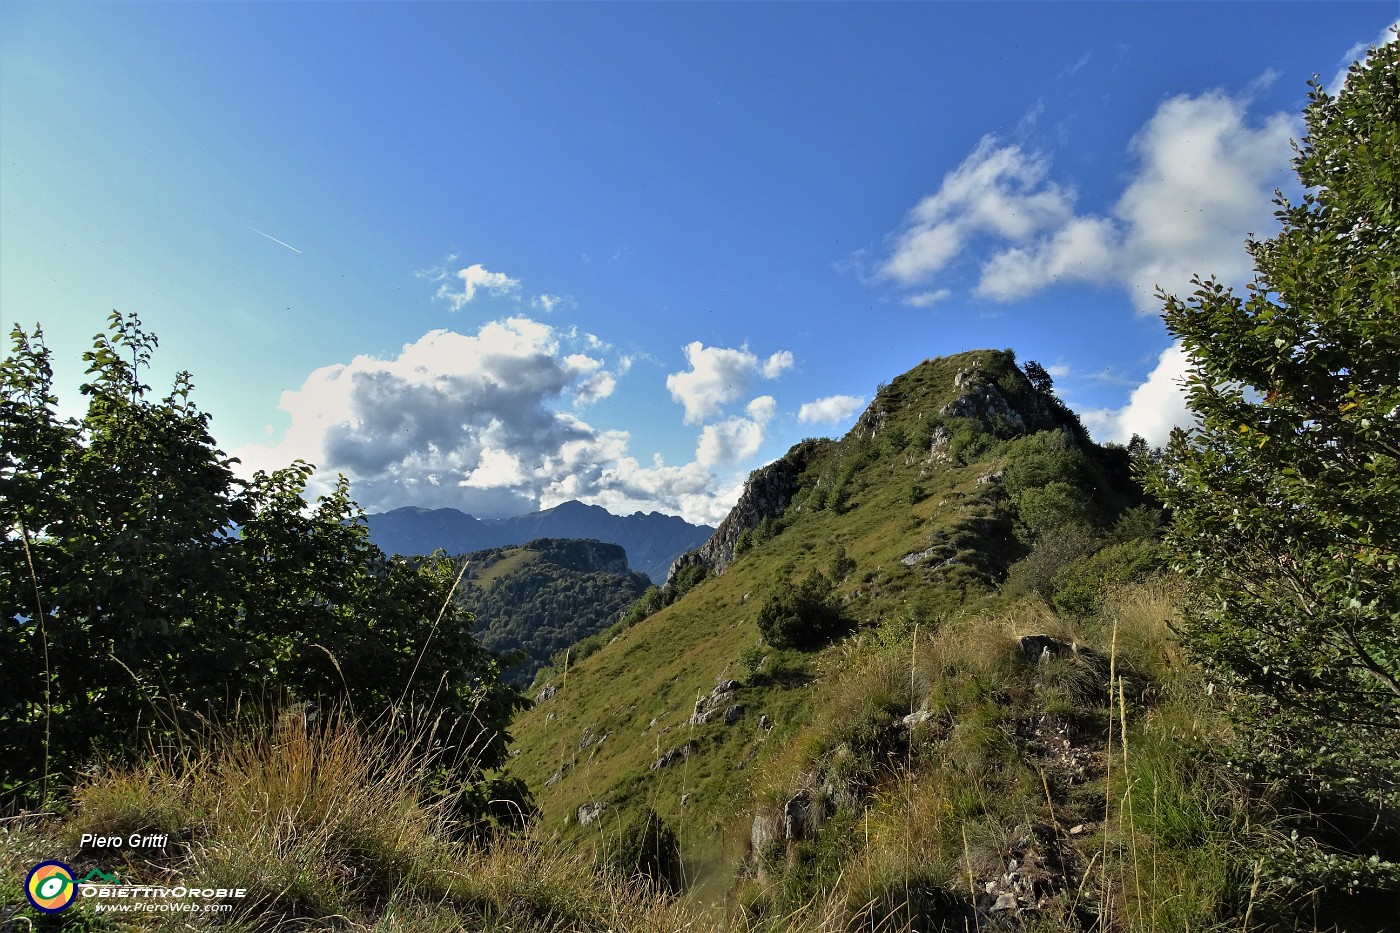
[25,861,77,913]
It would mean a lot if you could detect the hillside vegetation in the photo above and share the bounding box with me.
[3,40,1395,933]
[507,349,1239,927]
[456,538,651,687]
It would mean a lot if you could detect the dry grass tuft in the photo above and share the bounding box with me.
[55,708,704,932]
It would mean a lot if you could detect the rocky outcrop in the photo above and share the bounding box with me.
[666,439,823,582]
[943,359,1077,442]
[650,740,698,771]
[750,810,782,858]
[973,822,1083,924]
[690,678,742,725]
[577,802,608,826]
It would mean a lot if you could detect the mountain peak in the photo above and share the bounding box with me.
[668,350,1083,584]
[849,349,1075,446]
[541,500,605,516]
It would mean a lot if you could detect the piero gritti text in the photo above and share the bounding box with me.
[80,833,171,849]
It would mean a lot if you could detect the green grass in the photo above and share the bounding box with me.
[505,350,1273,928]
[509,551,1303,931]
[468,545,540,590]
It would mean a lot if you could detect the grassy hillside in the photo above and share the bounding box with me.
[501,350,1294,928]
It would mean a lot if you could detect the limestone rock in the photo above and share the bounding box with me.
[783,791,812,843]
[751,809,781,856]
[690,677,742,725]
[901,708,935,728]
[666,440,823,581]
[577,802,607,826]
[650,740,698,771]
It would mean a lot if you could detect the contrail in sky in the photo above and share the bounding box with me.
[245,224,302,254]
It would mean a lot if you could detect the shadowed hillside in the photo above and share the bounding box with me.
[456,538,652,687]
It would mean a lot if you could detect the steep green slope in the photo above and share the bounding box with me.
[508,350,1185,924]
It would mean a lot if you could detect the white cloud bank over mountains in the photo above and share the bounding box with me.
[233,308,823,525]
[879,85,1301,445]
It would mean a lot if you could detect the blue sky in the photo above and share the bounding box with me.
[3,2,1395,525]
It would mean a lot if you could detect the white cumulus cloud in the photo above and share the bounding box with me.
[798,394,867,424]
[903,289,952,308]
[231,317,775,526]
[1108,91,1296,312]
[881,137,1076,286]
[696,416,766,468]
[574,371,617,407]
[876,88,1297,315]
[665,342,794,425]
[747,395,777,423]
[531,293,572,313]
[1079,343,1195,446]
[434,263,522,311]
[975,216,1117,300]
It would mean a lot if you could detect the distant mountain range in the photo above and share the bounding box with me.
[363,500,714,583]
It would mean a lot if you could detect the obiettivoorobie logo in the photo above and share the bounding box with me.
[23,861,246,915]
[25,861,77,913]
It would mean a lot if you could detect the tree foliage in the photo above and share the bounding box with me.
[1,313,524,810]
[1149,39,1399,899]
[1023,359,1055,396]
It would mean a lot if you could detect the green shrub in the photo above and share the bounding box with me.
[757,571,847,650]
[828,546,856,583]
[0,315,523,810]
[1050,537,1166,616]
[740,644,766,679]
[1003,523,1101,599]
[1000,429,1095,498]
[945,417,996,463]
[598,807,682,893]
[1016,480,1095,541]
